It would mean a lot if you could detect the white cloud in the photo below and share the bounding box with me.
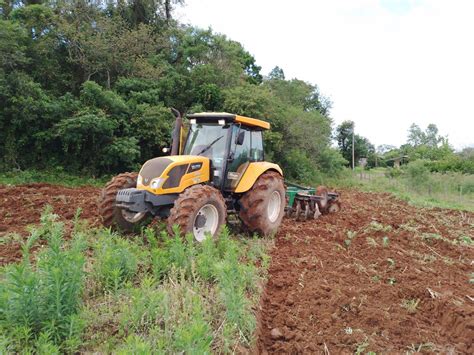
[177,0,474,149]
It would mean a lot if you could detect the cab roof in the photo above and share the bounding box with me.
[186,112,270,130]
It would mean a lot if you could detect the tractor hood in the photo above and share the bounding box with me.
[137,156,210,194]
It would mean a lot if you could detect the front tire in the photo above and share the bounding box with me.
[99,172,150,232]
[239,171,285,236]
[167,185,227,241]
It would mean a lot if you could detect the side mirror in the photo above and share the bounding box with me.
[236,131,245,145]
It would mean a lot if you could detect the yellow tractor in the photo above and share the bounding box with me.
[99,111,285,241]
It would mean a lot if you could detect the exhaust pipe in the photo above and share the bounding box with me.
[170,108,182,156]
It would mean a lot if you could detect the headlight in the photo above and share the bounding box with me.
[150,177,165,189]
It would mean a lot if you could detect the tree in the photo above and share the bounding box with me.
[335,120,354,161]
[268,66,285,80]
[335,121,375,167]
[407,123,424,147]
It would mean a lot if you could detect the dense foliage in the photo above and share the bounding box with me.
[0,0,343,180]
[334,119,473,174]
[377,124,474,174]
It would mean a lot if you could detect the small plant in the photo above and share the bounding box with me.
[407,342,435,352]
[116,335,153,355]
[459,235,473,245]
[401,298,420,313]
[355,338,370,354]
[387,258,395,268]
[367,221,392,233]
[371,275,381,283]
[344,230,358,248]
[420,233,442,242]
[382,236,390,247]
[366,237,378,247]
[387,277,396,285]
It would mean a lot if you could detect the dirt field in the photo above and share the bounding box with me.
[1,184,473,353]
[257,190,474,354]
[0,183,100,265]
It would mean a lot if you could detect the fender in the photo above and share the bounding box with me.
[234,162,283,193]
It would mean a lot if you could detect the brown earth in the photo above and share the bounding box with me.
[0,183,100,265]
[1,184,473,352]
[257,189,474,354]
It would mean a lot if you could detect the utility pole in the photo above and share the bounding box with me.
[351,123,355,170]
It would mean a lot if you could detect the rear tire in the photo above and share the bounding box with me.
[99,172,150,232]
[239,171,285,236]
[167,185,227,241]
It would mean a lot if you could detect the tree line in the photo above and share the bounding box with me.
[0,0,345,181]
[334,120,474,174]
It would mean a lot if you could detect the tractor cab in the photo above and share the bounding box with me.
[184,113,268,192]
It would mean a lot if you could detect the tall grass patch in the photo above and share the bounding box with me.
[343,166,474,211]
[81,226,271,352]
[0,208,86,353]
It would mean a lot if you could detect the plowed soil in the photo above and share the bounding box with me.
[0,184,473,352]
[0,183,100,265]
[257,190,474,354]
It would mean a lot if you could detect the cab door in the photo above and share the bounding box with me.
[225,126,251,191]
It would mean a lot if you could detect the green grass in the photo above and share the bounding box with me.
[332,168,474,212]
[0,169,108,187]
[0,207,272,353]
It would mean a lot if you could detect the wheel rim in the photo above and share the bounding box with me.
[193,204,219,242]
[121,209,146,223]
[267,191,281,223]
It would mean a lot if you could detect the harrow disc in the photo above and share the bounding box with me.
[327,201,341,213]
[304,202,311,220]
[316,186,329,213]
[295,200,302,221]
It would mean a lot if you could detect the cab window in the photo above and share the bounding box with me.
[225,126,251,189]
[250,131,264,161]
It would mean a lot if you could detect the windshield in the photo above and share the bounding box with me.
[184,123,229,186]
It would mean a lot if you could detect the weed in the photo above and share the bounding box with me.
[407,342,435,353]
[344,230,358,248]
[355,338,369,354]
[371,275,381,283]
[116,335,153,355]
[459,235,473,245]
[420,233,442,242]
[382,236,390,247]
[367,221,392,233]
[0,207,86,353]
[366,237,378,247]
[387,258,396,268]
[215,245,256,347]
[387,277,396,285]
[401,299,420,313]
[93,230,141,292]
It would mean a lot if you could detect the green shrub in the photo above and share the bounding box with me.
[0,208,86,352]
[405,160,430,188]
[116,335,153,355]
[385,167,402,178]
[93,231,140,292]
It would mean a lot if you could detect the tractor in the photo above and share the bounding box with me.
[99,110,286,241]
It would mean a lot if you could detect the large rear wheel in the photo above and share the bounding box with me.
[99,172,150,232]
[239,171,285,236]
[167,185,227,241]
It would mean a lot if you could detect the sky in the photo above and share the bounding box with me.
[177,0,474,150]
